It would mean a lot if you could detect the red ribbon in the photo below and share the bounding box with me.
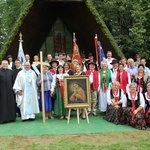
[114,97,118,102]
[137,78,142,92]
[59,79,64,99]
[131,99,136,124]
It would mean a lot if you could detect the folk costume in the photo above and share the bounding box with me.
[54,73,69,117]
[143,92,150,125]
[123,92,146,130]
[64,69,74,75]
[104,89,125,124]
[49,59,59,75]
[50,68,57,75]
[86,69,99,115]
[116,70,131,94]
[110,59,119,83]
[98,68,112,112]
[132,73,150,93]
[36,72,56,118]
[111,68,118,83]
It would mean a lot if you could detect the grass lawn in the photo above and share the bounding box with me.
[0,131,150,150]
[0,112,150,149]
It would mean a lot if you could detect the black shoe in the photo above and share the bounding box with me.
[22,119,28,122]
[103,112,106,115]
[29,118,35,121]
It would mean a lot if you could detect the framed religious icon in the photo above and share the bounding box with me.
[64,75,91,108]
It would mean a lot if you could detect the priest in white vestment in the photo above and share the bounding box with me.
[13,62,40,121]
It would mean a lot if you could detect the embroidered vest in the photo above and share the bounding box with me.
[126,93,140,108]
[143,93,150,107]
[110,89,121,101]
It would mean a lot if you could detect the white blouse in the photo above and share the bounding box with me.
[124,92,145,108]
[107,89,126,107]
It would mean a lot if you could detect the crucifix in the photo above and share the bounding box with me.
[33,51,46,123]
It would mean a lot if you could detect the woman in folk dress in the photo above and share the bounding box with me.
[36,63,56,119]
[143,83,150,126]
[54,65,69,120]
[116,63,131,94]
[104,81,126,124]
[132,64,150,93]
[123,83,147,130]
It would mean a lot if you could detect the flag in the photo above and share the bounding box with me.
[18,33,25,66]
[71,33,81,72]
[97,41,106,62]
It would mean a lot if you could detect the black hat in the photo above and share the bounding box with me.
[110,59,118,64]
[88,62,97,67]
[50,59,59,66]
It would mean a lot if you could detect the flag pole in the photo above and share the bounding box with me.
[18,32,25,67]
[98,41,101,63]
[73,32,75,39]
[73,32,76,43]
[94,34,99,66]
[19,32,23,42]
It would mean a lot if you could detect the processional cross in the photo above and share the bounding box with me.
[33,51,46,123]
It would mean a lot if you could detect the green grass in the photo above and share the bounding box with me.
[0,131,150,150]
[0,112,136,136]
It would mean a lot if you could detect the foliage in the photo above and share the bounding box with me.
[0,0,150,64]
[92,0,150,64]
[0,0,26,48]
[86,0,123,58]
[0,0,34,61]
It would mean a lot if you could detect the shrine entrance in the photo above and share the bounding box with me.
[40,18,72,58]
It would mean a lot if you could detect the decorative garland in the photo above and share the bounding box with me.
[0,0,35,61]
[0,0,123,61]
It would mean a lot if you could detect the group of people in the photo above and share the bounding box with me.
[0,52,150,130]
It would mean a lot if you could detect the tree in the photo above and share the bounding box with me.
[92,0,150,64]
[0,0,26,50]
[0,0,150,65]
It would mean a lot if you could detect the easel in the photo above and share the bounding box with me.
[67,107,89,124]
[33,51,46,123]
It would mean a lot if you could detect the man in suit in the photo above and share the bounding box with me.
[12,59,22,117]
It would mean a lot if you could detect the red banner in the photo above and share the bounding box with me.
[71,34,81,72]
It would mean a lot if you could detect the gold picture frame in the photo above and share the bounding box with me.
[64,75,91,108]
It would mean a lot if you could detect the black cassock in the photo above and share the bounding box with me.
[0,68,16,123]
